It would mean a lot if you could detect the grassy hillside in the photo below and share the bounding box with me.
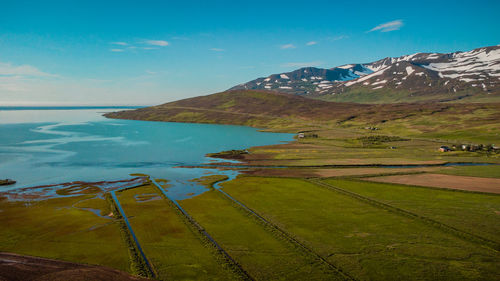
[105,90,370,129]
[106,90,500,142]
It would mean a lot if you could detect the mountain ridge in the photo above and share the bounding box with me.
[230,45,500,103]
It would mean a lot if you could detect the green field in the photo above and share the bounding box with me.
[322,178,500,245]
[116,184,238,280]
[218,176,500,281]
[180,188,344,281]
[436,165,500,178]
[0,195,130,271]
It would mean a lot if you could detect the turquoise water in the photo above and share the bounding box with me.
[0,108,293,199]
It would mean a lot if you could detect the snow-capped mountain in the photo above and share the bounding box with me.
[230,45,500,102]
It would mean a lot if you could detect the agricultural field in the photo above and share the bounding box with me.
[323,178,500,245]
[216,176,500,281]
[0,193,130,272]
[364,173,500,193]
[436,165,500,178]
[116,184,239,280]
[180,188,344,280]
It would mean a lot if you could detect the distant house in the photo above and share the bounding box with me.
[461,144,468,150]
[298,133,305,138]
[439,146,451,152]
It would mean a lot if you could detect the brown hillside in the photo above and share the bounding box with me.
[105,90,499,129]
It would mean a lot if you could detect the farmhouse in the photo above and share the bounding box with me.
[439,146,451,152]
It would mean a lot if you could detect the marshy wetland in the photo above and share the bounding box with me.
[1,105,500,280]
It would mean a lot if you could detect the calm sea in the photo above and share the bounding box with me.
[0,107,293,199]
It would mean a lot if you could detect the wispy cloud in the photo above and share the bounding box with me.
[0,62,56,77]
[143,40,169,46]
[306,41,317,46]
[108,39,169,52]
[368,20,403,32]
[111,42,128,46]
[282,61,322,68]
[329,35,348,41]
[0,61,59,95]
[209,48,225,52]
[280,43,296,49]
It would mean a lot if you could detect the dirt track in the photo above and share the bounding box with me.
[0,252,148,281]
[365,173,500,194]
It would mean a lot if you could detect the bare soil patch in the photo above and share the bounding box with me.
[365,173,500,194]
[0,252,148,281]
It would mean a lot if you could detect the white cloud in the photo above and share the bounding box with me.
[306,41,317,46]
[368,20,403,32]
[110,49,124,52]
[111,42,128,46]
[282,61,322,68]
[209,48,225,52]
[280,44,296,49]
[143,40,169,46]
[0,62,56,77]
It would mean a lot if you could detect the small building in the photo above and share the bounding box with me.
[439,146,451,152]
[461,144,468,150]
[298,133,305,138]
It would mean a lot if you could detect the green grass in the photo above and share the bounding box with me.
[0,195,130,271]
[436,165,500,178]
[323,178,500,244]
[117,184,238,281]
[190,175,230,188]
[180,188,344,281]
[219,176,500,281]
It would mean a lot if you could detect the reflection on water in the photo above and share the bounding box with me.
[0,108,293,199]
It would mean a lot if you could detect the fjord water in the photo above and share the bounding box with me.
[0,108,293,199]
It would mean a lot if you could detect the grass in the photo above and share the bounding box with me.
[190,175,229,188]
[219,176,500,281]
[180,188,345,281]
[116,184,238,281]
[0,195,130,272]
[436,165,500,178]
[323,178,500,244]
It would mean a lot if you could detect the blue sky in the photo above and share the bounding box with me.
[1,0,499,105]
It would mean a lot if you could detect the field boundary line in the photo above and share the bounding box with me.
[213,185,357,281]
[306,178,500,252]
[107,190,156,278]
[150,178,254,281]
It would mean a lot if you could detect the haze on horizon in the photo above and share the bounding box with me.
[1,0,499,106]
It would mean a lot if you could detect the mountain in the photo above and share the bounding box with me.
[104,90,370,128]
[104,89,487,131]
[230,45,500,103]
